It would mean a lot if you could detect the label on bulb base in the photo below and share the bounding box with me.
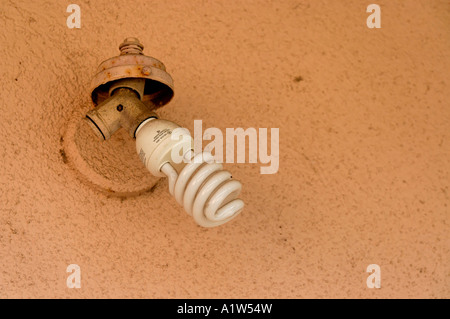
[153,128,172,143]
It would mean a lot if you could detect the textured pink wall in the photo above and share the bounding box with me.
[0,0,448,298]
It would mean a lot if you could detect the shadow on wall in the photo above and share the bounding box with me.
[61,109,160,197]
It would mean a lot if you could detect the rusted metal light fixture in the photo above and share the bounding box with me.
[85,38,244,227]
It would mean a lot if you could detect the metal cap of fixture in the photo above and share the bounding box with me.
[90,37,174,111]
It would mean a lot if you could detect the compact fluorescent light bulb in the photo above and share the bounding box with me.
[135,118,244,227]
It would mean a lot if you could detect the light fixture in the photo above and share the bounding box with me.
[85,38,244,227]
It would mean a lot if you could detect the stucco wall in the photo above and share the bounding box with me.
[0,0,448,298]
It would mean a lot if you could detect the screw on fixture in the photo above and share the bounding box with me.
[141,66,151,76]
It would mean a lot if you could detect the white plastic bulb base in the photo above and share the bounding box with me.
[135,118,244,227]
